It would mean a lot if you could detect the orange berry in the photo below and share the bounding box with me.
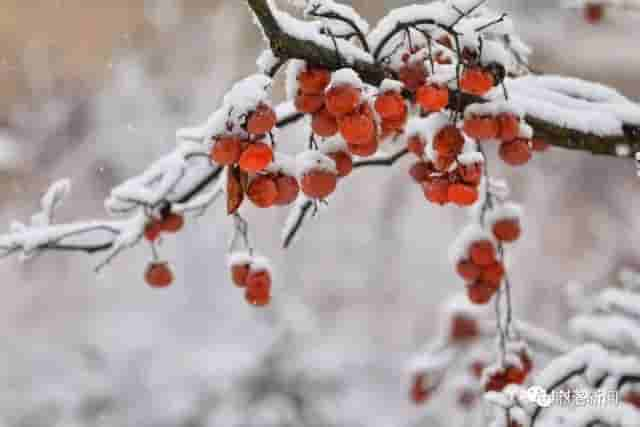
[325,85,361,117]
[493,218,521,242]
[469,240,496,267]
[375,91,407,121]
[466,281,494,305]
[497,113,520,141]
[423,178,449,205]
[480,262,505,289]
[499,139,532,166]
[409,161,432,183]
[450,315,479,341]
[339,107,376,145]
[145,262,174,288]
[328,151,353,177]
[399,62,427,92]
[407,135,426,157]
[312,108,338,137]
[463,116,499,140]
[531,137,550,152]
[348,138,378,157]
[144,221,161,242]
[210,136,242,165]
[274,175,300,206]
[448,183,478,207]
[294,92,324,114]
[456,260,481,282]
[247,104,277,135]
[298,67,331,95]
[247,175,278,208]
[416,84,449,112]
[301,170,338,199]
[160,213,184,233]
[239,142,273,173]
[231,264,250,288]
[460,68,494,96]
[434,125,465,157]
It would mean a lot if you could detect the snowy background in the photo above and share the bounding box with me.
[0,1,639,426]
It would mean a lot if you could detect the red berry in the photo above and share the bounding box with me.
[247,175,279,208]
[210,136,243,165]
[145,262,174,288]
[247,104,277,135]
[326,85,361,117]
[499,139,532,166]
[375,91,407,121]
[160,213,184,233]
[246,269,272,294]
[448,183,478,207]
[497,113,520,141]
[339,106,376,145]
[531,137,550,152]
[239,142,273,173]
[301,170,338,199]
[312,108,339,137]
[450,315,479,341]
[434,125,465,157]
[493,218,521,242]
[456,260,481,282]
[274,175,300,206]
[328,151,353,178]
[585,3,604,24]
[295,92,324,114]
[410,374,431,404]
[347,137,378,157]
[416,84,449,112]
[407,135,426,158]
[463,116,499,140]
[423,178,449,205]
[469,240,497,266]
[409,161,433,183]
[298,67,331,95]
[460,68,494,96]
[231,264,250,288]
[144,221,162,242]
[467,281,494,305]
[480,262,505,289]
[399,62,427,92]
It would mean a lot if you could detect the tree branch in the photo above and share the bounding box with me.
[247,0,640,158]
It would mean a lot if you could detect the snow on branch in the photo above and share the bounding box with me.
[247,0,640,157]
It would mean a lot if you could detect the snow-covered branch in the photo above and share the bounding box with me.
[248,0,640,157]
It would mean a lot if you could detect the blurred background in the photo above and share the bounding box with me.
[0,1,639,426]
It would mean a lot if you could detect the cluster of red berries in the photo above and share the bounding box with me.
[464,110,549,166]
[295,67,382,158]
[407,130,484,207]
[210,103,277,173]
[143,208,185,288]
[483,351,533,392]
[456,238,504,305]
[229,253,272,307]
